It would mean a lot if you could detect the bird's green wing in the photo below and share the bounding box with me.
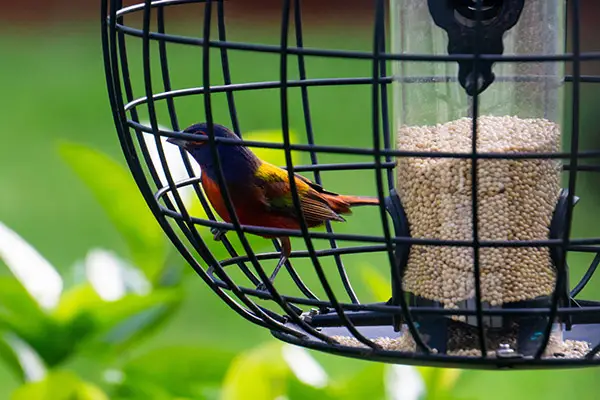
[254,162,344,224]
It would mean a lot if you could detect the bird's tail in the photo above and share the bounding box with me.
[341,195,380,206]
[322,194,380,215]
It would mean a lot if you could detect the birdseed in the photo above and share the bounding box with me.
[396,115,562,307]
[331,321,594,359]
[332,325,418,353]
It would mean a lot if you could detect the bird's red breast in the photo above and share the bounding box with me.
[201,173,303,237]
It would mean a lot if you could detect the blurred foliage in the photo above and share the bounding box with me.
[0,132,432,399]
[58,143,168,284]
[12,371,109,400]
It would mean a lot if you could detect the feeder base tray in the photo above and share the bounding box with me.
[271,322,600,370]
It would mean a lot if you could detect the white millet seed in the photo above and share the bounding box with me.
[332,323,592,359]
[332,326,417,352]
[397,115,561,306]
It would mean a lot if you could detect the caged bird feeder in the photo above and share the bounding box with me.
[101,0,600,368]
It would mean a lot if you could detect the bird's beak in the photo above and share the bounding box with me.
[167,137,187,148]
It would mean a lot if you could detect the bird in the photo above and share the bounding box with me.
[167,123,379,290]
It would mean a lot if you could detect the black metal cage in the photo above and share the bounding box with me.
[101,0,600,369]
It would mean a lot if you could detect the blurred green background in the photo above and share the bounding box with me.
[1,1,600,399]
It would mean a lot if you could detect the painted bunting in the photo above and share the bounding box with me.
[167,123,379,290]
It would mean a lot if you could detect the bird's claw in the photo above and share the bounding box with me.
[210,227,226,241]
[256,283,269,292]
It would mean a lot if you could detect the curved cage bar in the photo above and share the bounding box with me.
[102,0,600,368]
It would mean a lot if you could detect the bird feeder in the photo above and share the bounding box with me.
[390,0,568,356]
[102,0,600,368]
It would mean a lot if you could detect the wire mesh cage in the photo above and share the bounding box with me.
[101,0,600,369]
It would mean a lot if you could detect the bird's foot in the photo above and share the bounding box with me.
[256,282,270,292]
[210,227,226,241]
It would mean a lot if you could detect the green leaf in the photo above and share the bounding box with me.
[452,368,599,400]
[221,342,291,400]
[287,378,338,400]
[330,363,387,400]
[95,289,182,342]
[82,248,153,300]
[0,277,50,334]
[0,263,175,372]
[417,367,461,400]
[3,332,48,382]
[53,284,103,323]
[221,342,337,400]
[0,221,63,310]
[80,289,182,358]
[117,346,237,399]
[0,278,71,367]
[108,380,176,400]
[11,370,109,400]
[0,336,24,381]
[50,285,102,357]
[52,284,183,361]
[58,142,167,283]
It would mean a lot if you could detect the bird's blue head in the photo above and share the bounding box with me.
[167,122,259,181]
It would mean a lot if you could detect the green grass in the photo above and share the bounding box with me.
[1,21,600,399]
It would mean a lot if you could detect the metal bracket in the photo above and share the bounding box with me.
[427,0,525,95]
